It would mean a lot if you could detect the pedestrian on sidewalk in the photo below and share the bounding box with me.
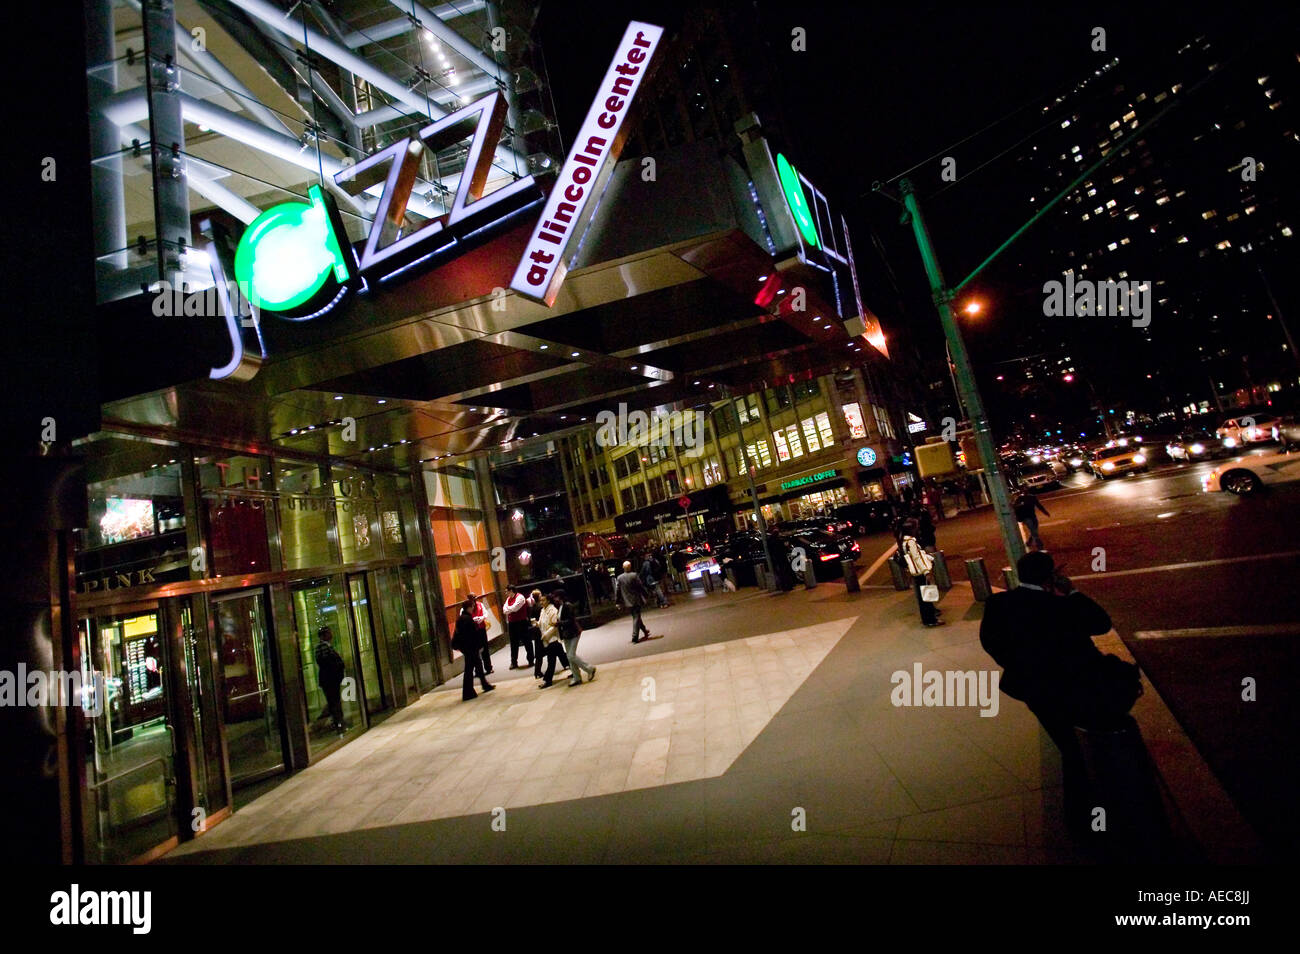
[899,520,943,627]
[535,591,570,688]
[552,590,595,686]
[503,584,535,671]
[963,472,980,510]
[641,554,668,607]
[466,592,494,674]
[978,551,1141,832]
[616,560,653,643]
[527,588,548,678]
[1014,490,1050,550]
[454,600,494,700]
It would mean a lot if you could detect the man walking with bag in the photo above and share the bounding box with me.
[616,560,653,643]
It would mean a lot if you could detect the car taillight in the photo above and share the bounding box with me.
[851,543,860,553]
[819,553,837,561]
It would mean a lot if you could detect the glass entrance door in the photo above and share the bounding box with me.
[212,590,285,786]
[347,574,385,715]
[376,568,419,702]
[79,607,178,863]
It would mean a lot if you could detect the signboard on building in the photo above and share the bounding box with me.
[779,469,838,492]
[509,22,663,306]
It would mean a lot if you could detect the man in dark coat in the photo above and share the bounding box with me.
[313,625,349,732]
[979,551,1128,828]
[454,600,494,700]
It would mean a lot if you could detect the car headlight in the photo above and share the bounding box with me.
[1102,461,1115,471]
[1070,458,1083,466]
[1133,453,1146,464]
[1190,443,1205,455]
[1223,436,1237,448]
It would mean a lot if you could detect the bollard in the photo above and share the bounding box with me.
[725,566,738,590]
[966,558,992,602]
[932,551,952,591]
[702,567,714,592]
[755,562,768,591]
[804,564,817,589]
[842,559,860,593]
[1002,566,1019,591]
[889,555,911,591]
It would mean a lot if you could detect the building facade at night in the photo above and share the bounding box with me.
[975,25,1300,433]
[7,0,907,864]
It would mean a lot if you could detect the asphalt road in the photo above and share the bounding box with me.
[861,454,1300,858]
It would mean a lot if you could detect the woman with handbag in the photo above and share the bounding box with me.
[535,592,571,689]
[899,520,944,628]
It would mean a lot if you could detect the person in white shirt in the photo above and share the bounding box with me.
[503,584,535,670]
[899,519,943,628]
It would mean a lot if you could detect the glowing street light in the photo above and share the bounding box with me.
[963,299,983,317]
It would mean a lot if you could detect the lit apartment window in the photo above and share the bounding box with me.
[1128,212,1140,220]
[1071,145,1081,153]
[1216,240,1231,249]
[815,412,834,446]
[1120,237,1131,245]
[1171,84,1183,93]
[1095,206,1104,215]
[1202,210,1216,220]
[1060,119,1071,128]
[1257,75,1269,85]
[1175,190,1186,197]
[1075,154,1083,162]
[1156,196,1170,205]
[785,425,804,458]
[1245,205,1257,214]
[801,417,821,453]
[1082,213,1090,221]
[1122,110,1136,122]
[1154,91,1167,103]
[1283,227,1294,237]
[1108,241,1119,251]
[773,429,790,462]
[1109,120,1121,131]
[1106,199,1117,208]
[1227,213,1240,222]
[1134,185,1144,194]
[1176,235,1189,243]
[1087,187,1097,197]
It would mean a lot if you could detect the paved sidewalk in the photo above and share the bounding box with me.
[165,583,1138,864]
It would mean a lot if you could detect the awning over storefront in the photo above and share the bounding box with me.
[614,484,731,534]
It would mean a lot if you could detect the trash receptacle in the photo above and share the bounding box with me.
[966,558,992,602]
[932,551,952,591]
[842,560,860,592]
[889,555,911,591]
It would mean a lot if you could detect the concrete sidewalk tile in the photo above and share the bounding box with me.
[894,793,1027,845]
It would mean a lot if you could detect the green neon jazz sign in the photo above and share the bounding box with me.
[233,184,351,313]
[780,469,837,492]
[776,152,819,248]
